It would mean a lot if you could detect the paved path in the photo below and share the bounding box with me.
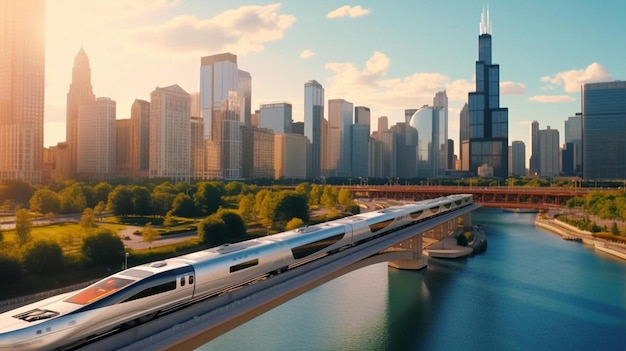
[117,226,198,251]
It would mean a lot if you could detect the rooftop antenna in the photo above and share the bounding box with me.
[480,4,492,35]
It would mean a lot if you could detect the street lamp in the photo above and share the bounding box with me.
[124,251,129,270]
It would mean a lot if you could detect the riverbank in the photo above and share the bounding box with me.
[535,215,626,261]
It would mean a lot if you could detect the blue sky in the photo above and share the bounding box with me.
[44,0,626,165]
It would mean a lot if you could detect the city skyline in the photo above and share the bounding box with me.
[43,1,626,164]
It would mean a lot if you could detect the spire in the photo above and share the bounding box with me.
[480,4,492,35]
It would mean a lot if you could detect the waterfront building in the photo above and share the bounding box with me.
[129,99,150,179]
[327,99,353,177]
[410,106,447,178]
[564,114,582,175]
[467,8,509,178]
[149,85,191,182]
[539,126,560,177]
[0,0,45,183]
[511,140,526,177]
[582,81,626,179]
[304,80,324,179]
[530,120,540,176]
[77,97,116,181]
[260,102,292,134]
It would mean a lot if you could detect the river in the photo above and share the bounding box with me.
[197,208,626,351]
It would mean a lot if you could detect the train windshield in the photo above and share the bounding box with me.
[64,277,134,305]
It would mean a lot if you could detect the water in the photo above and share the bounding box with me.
[198,208,626,351]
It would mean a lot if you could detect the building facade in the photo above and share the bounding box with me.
[304,80,324,179]
[260,102,292,134]
[149,85,191,182]
[0,0,46,183]
[530,120,540,176]
[77,97,116,181]
[564,114,582,176]
[539,126,560,177]
[116,119,132,177]
[274,133,308,180]
[511,140,526,177]
[467,8,509,178]
[410,106,447,178]
[327,99,353,177]
[582,81,626,179]
[242,126,274,179]
[130,99,150,179]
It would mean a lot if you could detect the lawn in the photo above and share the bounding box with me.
[1,222,128,254]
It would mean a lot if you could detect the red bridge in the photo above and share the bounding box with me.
[344,185,606,210]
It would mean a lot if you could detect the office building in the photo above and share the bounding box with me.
[304,80,324,179]
[410,106,447,178]
[77,97,116,181]
[530,120,540,176]
[116,119,132,177]
[241,126,274,179]
[355,106,371,134]
[582,81,626,179]
[467,8,509,178]
[539,126,560,177]
[459,102,469,171]
[393,122,417,178]
[190,116,204,180]
[327,99,353,177]
[260,102,292,134]
[351,123,369,178]
[274,133,308,180]
[564,114,582,175]
[0,0,45,183]
[511,140,526,176]
[149,85,191,182]
[238,70,252,126]
[130,99,150,179]
[380,130,397,177]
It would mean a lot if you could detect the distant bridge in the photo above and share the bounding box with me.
[344,185,605,210]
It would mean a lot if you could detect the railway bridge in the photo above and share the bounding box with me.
[81,202,480,351]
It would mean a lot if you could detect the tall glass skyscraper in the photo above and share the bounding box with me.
[304,80,324,179]
[467,7,509,178]
[0,0,45,183]
[582,81,626,180]
[410,106,447,178]
[564,114,582,175]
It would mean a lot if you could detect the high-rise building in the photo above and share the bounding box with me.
[355,106,371,134]
[116,119,132,177]
[539,126,560,177]
[447,139,455,170]
[291,121,304,135]
[190,116,204,180]
[380,130,397,177]
[200,53,246,179]
[45,142,71,183]
[378,116,388,133]
[241,126,274,179]
[77,97,116,181]
[582,81,626,180]
[260,102,292,134]
[530,120,540,175]
[327,99,353,177]
[393,122,417,179]
[304,80,324,179]
[350,124,369,178]
[149,85,191,182]
[564,114,582,175]
[130,99,150,179]
[0,0,45,183]
[368,138,383,177]
[467,8,508,178]
[404,109,418,125]
[274,133,308,180]
[511,140,526,177]
[459,102,469,171]
[410,106,447,178]
[66,48,96,177]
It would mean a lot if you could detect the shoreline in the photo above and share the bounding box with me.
[534,216,626,261]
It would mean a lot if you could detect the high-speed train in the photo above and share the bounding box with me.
[0,194,472,350]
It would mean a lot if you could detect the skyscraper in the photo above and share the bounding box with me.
[564,114,582,175]
[260,102,292,134]
[238,69,252,126]
[410,106,447,178]
[149,85,191,182]
[66,48,96,177]
[459,102,469,171]
[355,106,371,134]
[511,140,526,177]
[582,81,626,180]
[304,80,324,179]
[467,7,509,178]
[327,99,353,177]
[539,126,560,177]
[130,99,150,179]
[77,97,116,181]
[0,0,45,183]
[530,120,540,175]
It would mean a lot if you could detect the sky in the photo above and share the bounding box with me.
[43,0,626,166]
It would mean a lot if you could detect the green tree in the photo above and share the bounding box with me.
[142,222,160,246]
[197,215,227,246]
[224,181,244,196]
[274,191,309,222]
[285,217,304,231]
[259,194,274,228]
[15,208,33,246]
[0,179,34,208]
[0,256,23,284]
[321,186,337,210]
[81,185,98,208]
[171,193,197,217]
[237,194,255,222]
[194,182,222,215]
[218,210,247,240]
[163,211,175,229]
[457,231,469,246]
[22,240,63,275]
[611,222,620,235]
[80,208,97,229]
[82,229,124,267]
[94,201,106,218]
[337,188,354,207]
[254,189,271,217]
[59,183,87,213]
[131,185,152,215]
[29,188,60,214]
[94,182,113,205]
[309,184,323,206]
[108,185,134,216]
[152,191,176,216]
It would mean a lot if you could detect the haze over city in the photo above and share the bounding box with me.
[44,0,626,161]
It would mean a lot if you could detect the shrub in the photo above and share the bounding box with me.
[22,240,64,275]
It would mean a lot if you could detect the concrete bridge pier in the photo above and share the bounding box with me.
[386,234,428,270]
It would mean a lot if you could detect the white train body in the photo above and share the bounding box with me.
[0,194,472,350]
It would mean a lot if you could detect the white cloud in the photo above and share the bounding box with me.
[541,62,612,93]
[136,4,296,55]
[327,5,371,19]
[500,81,526,95]
[528,95,576,103]
[300,49,315,59]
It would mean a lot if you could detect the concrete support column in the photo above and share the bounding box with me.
[387,234,427,270]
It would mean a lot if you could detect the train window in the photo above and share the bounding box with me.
[123,281,177,302]
[429,206,440,213]
[443,203,452,209]
[369,219,394,233]
[65,277,134,305]
[181,277,186,286]
[189,275,194,284]
[409,210,423,219]
[230,259,259,273]
[291,233,345,260]
[455,200,462,206]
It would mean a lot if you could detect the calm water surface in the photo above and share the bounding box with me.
[198,208,626,351]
